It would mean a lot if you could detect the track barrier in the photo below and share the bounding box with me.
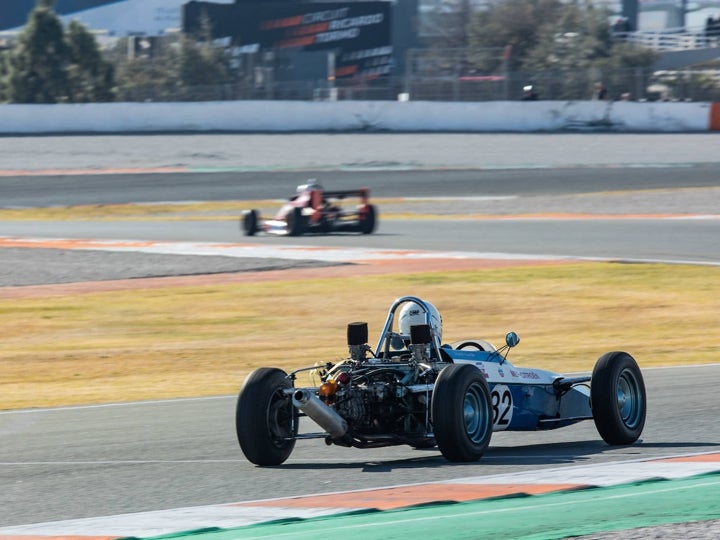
[1,100,718,134]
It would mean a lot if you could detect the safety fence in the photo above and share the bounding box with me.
[116,67,720,104]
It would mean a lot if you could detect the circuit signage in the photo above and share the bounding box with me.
[183,1,392,78]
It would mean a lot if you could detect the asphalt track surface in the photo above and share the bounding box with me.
[1,216,718,274]
[1,134,720,533]
[1,165,720,278]
[2,367,720,528]
[3,164,720,207]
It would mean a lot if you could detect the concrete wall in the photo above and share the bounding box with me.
[1,100,718,134]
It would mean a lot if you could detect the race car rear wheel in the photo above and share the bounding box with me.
[432,363,492,462]
[287,207,306,236]
[591,351,646,445]
[242,209,259,236]
[236,367,298,466]
[359,204,377,235]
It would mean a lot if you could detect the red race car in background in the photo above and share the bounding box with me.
[241,180,378,236]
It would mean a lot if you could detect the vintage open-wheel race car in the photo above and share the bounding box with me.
[236,296,646,465]
[242,180,377,237]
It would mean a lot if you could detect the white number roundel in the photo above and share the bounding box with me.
[490,384,513,431]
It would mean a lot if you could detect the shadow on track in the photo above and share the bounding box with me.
[269,440,720,471]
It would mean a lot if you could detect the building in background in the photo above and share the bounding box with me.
[0,0,234,35]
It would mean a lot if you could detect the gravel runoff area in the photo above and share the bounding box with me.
[0,248,339,287]
[579,519,720,539]
[1,133,719,171]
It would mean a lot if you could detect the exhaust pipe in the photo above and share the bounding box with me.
[292,389,348,439]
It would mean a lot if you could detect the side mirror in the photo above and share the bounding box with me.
[505,331,520,348]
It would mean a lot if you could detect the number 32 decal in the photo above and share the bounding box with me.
[491,384,513,430]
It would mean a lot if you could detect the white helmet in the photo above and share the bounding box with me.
[398,300,442,342]
[296,179,321,193]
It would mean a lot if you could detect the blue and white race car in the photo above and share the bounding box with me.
[236,296,646,465]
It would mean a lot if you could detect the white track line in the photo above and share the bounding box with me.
[2,235,720,266]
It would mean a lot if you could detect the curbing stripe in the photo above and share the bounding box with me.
[233,483,585,510]
[0,236,581,263]
[2,236,720,266]
[1,452,719,538]
[657,453,720,463]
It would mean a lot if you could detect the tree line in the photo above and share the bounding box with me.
[0,0,232,104]
[1,0,660,103]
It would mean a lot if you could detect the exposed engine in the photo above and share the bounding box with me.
[321,360,438,442]
[292,316,444,448]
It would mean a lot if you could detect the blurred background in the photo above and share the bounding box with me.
[0,0,719,105]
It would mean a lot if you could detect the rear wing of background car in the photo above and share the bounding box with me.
[319,188,370,203]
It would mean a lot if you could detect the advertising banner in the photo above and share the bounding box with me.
[183,1,393,78]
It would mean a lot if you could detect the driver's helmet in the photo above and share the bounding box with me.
[398,300,442,342]
[296,179,322,193]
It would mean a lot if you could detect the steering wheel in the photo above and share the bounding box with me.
[454,341,487,351]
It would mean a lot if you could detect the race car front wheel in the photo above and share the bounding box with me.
[432,363,492,462]
[242,209,259,236]
[236,367,298,466]
[287,207,306,236]
[591,351,646,445]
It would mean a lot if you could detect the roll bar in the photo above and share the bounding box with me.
[374,296,442,360]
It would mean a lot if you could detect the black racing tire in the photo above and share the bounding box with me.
[432,363,493,462]
[241,209,259,236]
[236,367,298,466]
[359,204,377,235]
[591,351,646,445]
[286,207,305,236]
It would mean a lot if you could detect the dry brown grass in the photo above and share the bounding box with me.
[1,262,718,410]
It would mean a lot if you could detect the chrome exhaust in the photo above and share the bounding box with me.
[292,389,348,439]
